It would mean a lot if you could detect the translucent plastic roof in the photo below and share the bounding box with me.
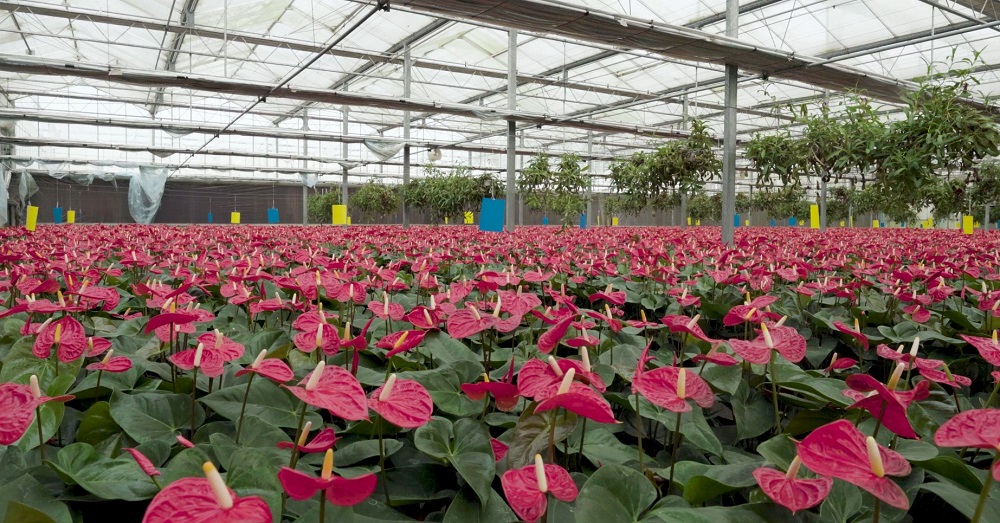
[0,0,997,186]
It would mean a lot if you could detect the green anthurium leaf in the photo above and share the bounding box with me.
[913,455,984,492]
[14,401,65,452]
[576,464,657,523]
[160,446,215,485]
[819,479,863,523]
[382,464,455,504]
[503,403,578,469]
[336,439,404,467]
[0,475,72,523]
[894,439,938,462]
[399,361,483,417]
[700,364,743,396]
[239,328,293,364]
[72,365,141,396]
[199,379,322,429]
[110,391,205,444]
[632,396,722,456]
[2,502,58,523]
[443,485,518,523]
[756,435,797,471]
[644,503,804,522]
[732,381,773,440]
[423,332,481,366]
[0,447,27,489]
[75,401,122,446]
[598,343,644,380]
[920,481,1000,521]
[0,336,84,386]
[663,461,761,505]
[292,496,415,522]
[49,442,158,501]
[414,417,496,505]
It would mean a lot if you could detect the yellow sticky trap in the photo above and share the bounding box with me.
[332,205,347,225]
[810,204,820,229]
[612,217,619,227]
[745,219,750,226]
[687,217,692,226]
[67,210,76,224]
[839,220,845,227]
[963,215,974,235]
[444,216,449,225]
[347,216,352,225]
[464,212,474,224]
[696,220,701,226]
[26,205,38,231]
[872,220,879,229]
[230,212,240,224]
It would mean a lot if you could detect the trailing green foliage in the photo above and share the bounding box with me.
[305,190,341,224]
[403,165,502,224]
[518,154,591,226]
[349,180,400,223]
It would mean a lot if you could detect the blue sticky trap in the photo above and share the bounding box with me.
[734,214,741,227]
[542,216,549,225]
[789,217,797,226]
[53,207,63,224]
[769,219,776,227]
[207,212,213,223]
[579,213,587,229]
[267,208,279,224]
[479,198,505,232]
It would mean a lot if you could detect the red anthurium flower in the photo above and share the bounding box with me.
[123,447,161,477]
[625,309,663,330]
[368,293,405,321]
[144,311,199,334]
[176,435,195,448]
[461,362,520,411]
[404,305,441,330]
[368,374,433,428]
[32,315,87,363]
[284,362,368,421]
[0,377,75,444]
[501,455,578,523]
[960,332,1000,366]
[934,409,1000,480]
[588,284,626,306]
[690,344,739,366]
[632,345,714,413]
[447,304,497,339]
[84,336,113,357]
[727,323,806,365]
[533,369,617,423]
[518,356,607,400]
[86,349,133,373]
[537,315,573,354]
[669,286,701,308]
[333,281,367,305]
[918,365,972,388]
[142,462,271,523]
[491,438,509,462]
[844,366,929,439]
[753,456,832,514]
[71,284,121,311]
[276,423,337,453]
[377,330,427,358]
[723,295,780,327]
[824,352,858,374]
[585,304,624,332]
[278,449,377,506]
[234,350,294,383]
[661,314,721,345]
[797,420,911,510]
[875,341,942,371]
[902,304,931,323]
[197,330,245,362]
[833,319,870,350]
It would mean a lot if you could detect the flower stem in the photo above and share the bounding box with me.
[972,453,999,523]
[548,409,558,463]
[150,475,162,490]
[984,378,1000,409]
[872,400,888,439]
[634,394,644,473]
[95,369,104,392]
[770,350,781,434]
[668,411,683,492]
[289,402,309,469]
[234,373,256,444]
[35,407,45,461]
[319,489,327,522]
[378,417,391,505]
[873,498,881,523]
[189,367,199,438]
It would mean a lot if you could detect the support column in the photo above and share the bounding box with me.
[402,45,412,228]
[819,176,828,231]
[680,94,690,229]
[342,106,349,219]
[505,30,517,232]
[301,109,309,225]
[586,132,593,224]
[721,0,739,245]
[518,132,525,225]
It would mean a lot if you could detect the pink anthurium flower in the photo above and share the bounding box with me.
[588,284,626,306]
[461,362,520,411]
[918,364,971,388]
[844,365,929,439]
[833,319,870,350]
[0,377,74,445]
[501,454,578,523]
[534,368,617,423]
[376,330,427,359]
[632,344,714,413]
[143,311,199,334]
[32,315,87,363]
[537,315,573,354]
[797,420,911,510]
[960,331,1000,366]
[84,336,113,358]
[284,362,368,421]
[518,356,607,400]
[123,447,161,478]
[824,352,858,374]
[447,304,497,339]
[278,449,377,505]
[368,292,405,321]
[902,303,931,323]
[491,438,509,462]
[276,423,338,453]
[86,349,132,373]
[723,295,780,326]
[292,310,340,355]
[368,374,433,428]
[933,409,1000,480]
[404,305,442,330]
[142,462,271,523]
[661,314,721,345]
[875,340,943,371]
[234,350,294,383]
[753,456,832,514]
[727,323,806,365]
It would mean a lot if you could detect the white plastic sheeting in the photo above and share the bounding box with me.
[0,166,8,226]
[364,139,404,161]
[128,165,168,224]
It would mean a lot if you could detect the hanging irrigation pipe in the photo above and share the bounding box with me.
[167,0,391,178]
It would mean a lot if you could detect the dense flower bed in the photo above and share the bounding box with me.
[1,224,999,523]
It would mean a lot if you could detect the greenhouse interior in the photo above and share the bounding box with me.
[2,1,1000,522]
